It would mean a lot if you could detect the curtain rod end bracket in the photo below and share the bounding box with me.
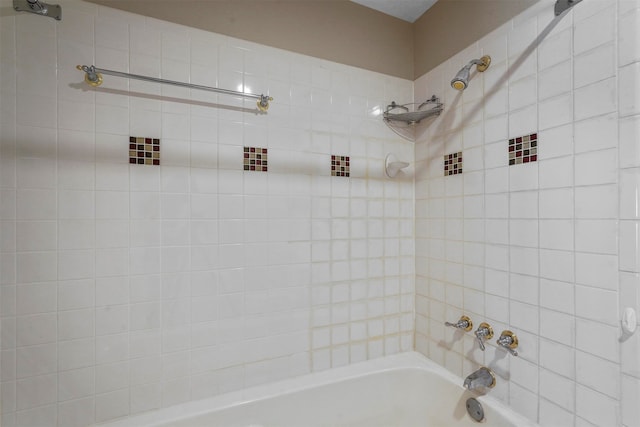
[257,95,274,112]
[77,65,103,87]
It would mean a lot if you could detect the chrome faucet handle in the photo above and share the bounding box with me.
[474,322,493,351]
[496,330,518,356]
[445,315,473,332]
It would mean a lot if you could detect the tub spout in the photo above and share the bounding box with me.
[463,367,496,390]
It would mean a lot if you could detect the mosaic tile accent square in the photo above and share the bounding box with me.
[244,146,268,172]
[444,151,462,176]
[129,136,160,165]
[331,155,350,177]
[509,133,537,165]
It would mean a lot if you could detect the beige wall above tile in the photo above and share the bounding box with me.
[85,0,537,80]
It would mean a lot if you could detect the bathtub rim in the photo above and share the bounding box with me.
[94,351,539,427]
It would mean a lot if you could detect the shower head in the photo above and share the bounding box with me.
[451,55,491,91]
[451,63,473,91]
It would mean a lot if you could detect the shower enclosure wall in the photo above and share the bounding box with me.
[415,1,640,426]
[0,1,414,425]
[0,0,639,426]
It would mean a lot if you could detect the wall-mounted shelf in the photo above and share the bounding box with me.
[383,95,443,141]
[383,96,443,125]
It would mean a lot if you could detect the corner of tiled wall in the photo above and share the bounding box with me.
[415,0,640,425]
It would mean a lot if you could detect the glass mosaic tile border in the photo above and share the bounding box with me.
[244,146,268,172]
[129,136,160,165]
[444,151,462,176]
[509,133,537,165]
[331,155,350,177]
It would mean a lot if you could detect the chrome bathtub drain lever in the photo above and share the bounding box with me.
[474,323,493,351]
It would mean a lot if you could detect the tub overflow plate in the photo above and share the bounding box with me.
[466,397,485,422]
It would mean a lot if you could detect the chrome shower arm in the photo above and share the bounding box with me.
[13,0,61,20]
[555,0,582,16]
[472,56,491,72]
[27,0,46,12]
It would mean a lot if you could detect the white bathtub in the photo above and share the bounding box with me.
[97,352,538,427]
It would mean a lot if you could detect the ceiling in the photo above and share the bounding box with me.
[350,0,438,22]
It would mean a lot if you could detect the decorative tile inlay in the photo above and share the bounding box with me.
[244,146,268,171]
[509,133,537,165]
[129,136,160,165]
[331,155,350,177]
[444,151,463,176]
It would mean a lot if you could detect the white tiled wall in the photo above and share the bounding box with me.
[0,0,414,424]
[415,0,640,426]
[4,0,640,425]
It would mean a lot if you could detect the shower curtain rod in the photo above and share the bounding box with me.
[76,65,273,112]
